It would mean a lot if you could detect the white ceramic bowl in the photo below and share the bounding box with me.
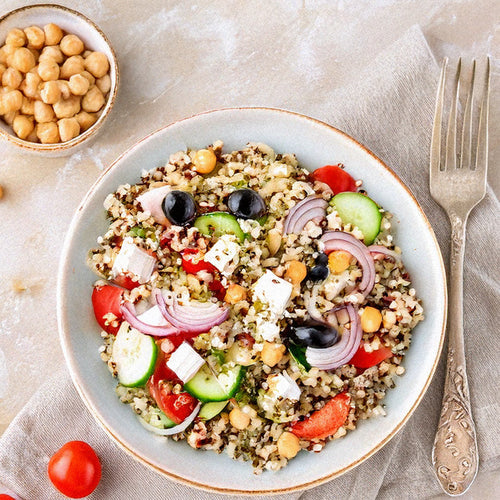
[57,107,447,495]
[0,4,118,156]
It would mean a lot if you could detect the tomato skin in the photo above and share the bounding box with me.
[181,248,216,274]
[112,273,140,290]
[48,441,101,499]
[208,279,226,301]
[91,284,123,334]
[0,495,16,500]
[349,340,393,369]
[157,387,198,424]
[290,392,351,440]
[312,164,357,194]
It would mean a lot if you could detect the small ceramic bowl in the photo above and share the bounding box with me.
[0,4,118,156]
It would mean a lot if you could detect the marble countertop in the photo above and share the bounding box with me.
[0,1,498,498]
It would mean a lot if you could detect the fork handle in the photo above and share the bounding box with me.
[432,213,479,495]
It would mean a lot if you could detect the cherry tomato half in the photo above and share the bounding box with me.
[311,164,357,194]
[112,273,141,290]
[158,389,198,424]
[349,340,393,369]
[48,441,101,499]
[91,284,123,334]
[181,248,216,274]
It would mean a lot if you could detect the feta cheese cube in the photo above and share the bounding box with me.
[111,237,156,283]
[256,319,280,342]
[204,235,240,274]
[268,372,301,401]
[166,342,205,383]
[137,305,169,327]
[252,270,293,317]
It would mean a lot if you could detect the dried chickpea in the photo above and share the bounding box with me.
[84,51,109,78]
[37,58,59,81]
[34,100,55,123]
[60,34,84,56]
[81,85,104,112]
[193,149,217,174]
[43,23,63,46]
[60,55,85,79]
[277,432,301,459]
[0,63,5,81]
[6,28,26,47]
[40,81,61,104]
[75,111,97,131]
[12,114,34,139]
[36,121,59,143]
[224,284,247,304]
[328,250,351,273]
[229,407,250,430]
[20,71,41,99]
[0,185,3,199]
[10,47,36,73]
[80,70,95,86]
[361,306,382,333]
[261,342,286,367]
[21,96,35,115]
[24,26,45,49]
[53,95,80,119]
[1,90,23,112]
[26,127,38,142]
[95,74,111,94]
[27,48,40,63]
[0,44,16,65]
[2,67,23,89]
[58,117,80,142]
[82,50,92,58]
[68,74,89,95]
[39,45,64,64]
[57,80,71,99]
[285,260,307,284]
[2,110,17,126]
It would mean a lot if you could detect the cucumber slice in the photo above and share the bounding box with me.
[331,192,382,245]
[112,323,157,387]
[288,343,311,371]
[184,363,245,402]
[194,212,245,242]
[149,408,177,429]
[199,400,229,420]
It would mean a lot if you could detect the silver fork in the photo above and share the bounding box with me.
[430,57,490,496]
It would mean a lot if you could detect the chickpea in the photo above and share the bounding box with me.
[36,121,59,143]
[96,74,111,94]
[40,81,61,104]
[24,26,45,49]
[68,74,89,95]
[82,86,104,113]
[1,90,23,112]
[328,251,351,273]
[82,49,92,58]
[84,51,109,78]
[0,185,3,199]
[34,100,55,123]
[57,80,71,100]
[2,67,23,89]
[192,148,217,174]
[26,127,39,143]
[37,58,59,81]
[75,111,97,131]
[80,70,95,86]
[28,48,40,63]
[261,342,286,367]
[0,63,5,81]
[20,71,42,99]
[224,284,247,304]
[21,96,35,115]
[60,55,85,79]
[53,95,80,119]
[2,110,17,126]
[43,23,63,46]
[39,45,64,64]
[12,114,34,140]
[6,28,26,47]
[60,34,84,56]
[360,306,382,333]
[0,44,16,65]
[10,47,36,73]
[58,117,80,142]
[277,432,301,459]
[285,260,307,284]
[229,407,251,430]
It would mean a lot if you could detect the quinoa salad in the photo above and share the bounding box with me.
[88,141,424,473]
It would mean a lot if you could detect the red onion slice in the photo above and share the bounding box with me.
[320,231,376,296]
[368,245,402,262]
[136,185,171,226]
[155,289,229,334]
[283,195,328,234]
[305,304,362,370]
[120,301,180,337]
[138,402,201,435]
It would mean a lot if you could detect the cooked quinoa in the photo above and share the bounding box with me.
[90,141,423,473]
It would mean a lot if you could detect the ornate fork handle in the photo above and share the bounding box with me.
[432,213,478,495]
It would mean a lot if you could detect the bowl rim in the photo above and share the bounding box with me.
[0,3,119,152]
[57,106,447,495]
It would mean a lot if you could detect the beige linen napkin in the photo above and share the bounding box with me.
[1,26,499,499]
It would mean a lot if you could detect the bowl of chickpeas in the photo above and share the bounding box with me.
[0,4,118,155]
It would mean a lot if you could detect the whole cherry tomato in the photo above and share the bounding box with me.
[0,494,17,500]
[311,164,357,194]
[91,284,123,334]
[48,441,101,498]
